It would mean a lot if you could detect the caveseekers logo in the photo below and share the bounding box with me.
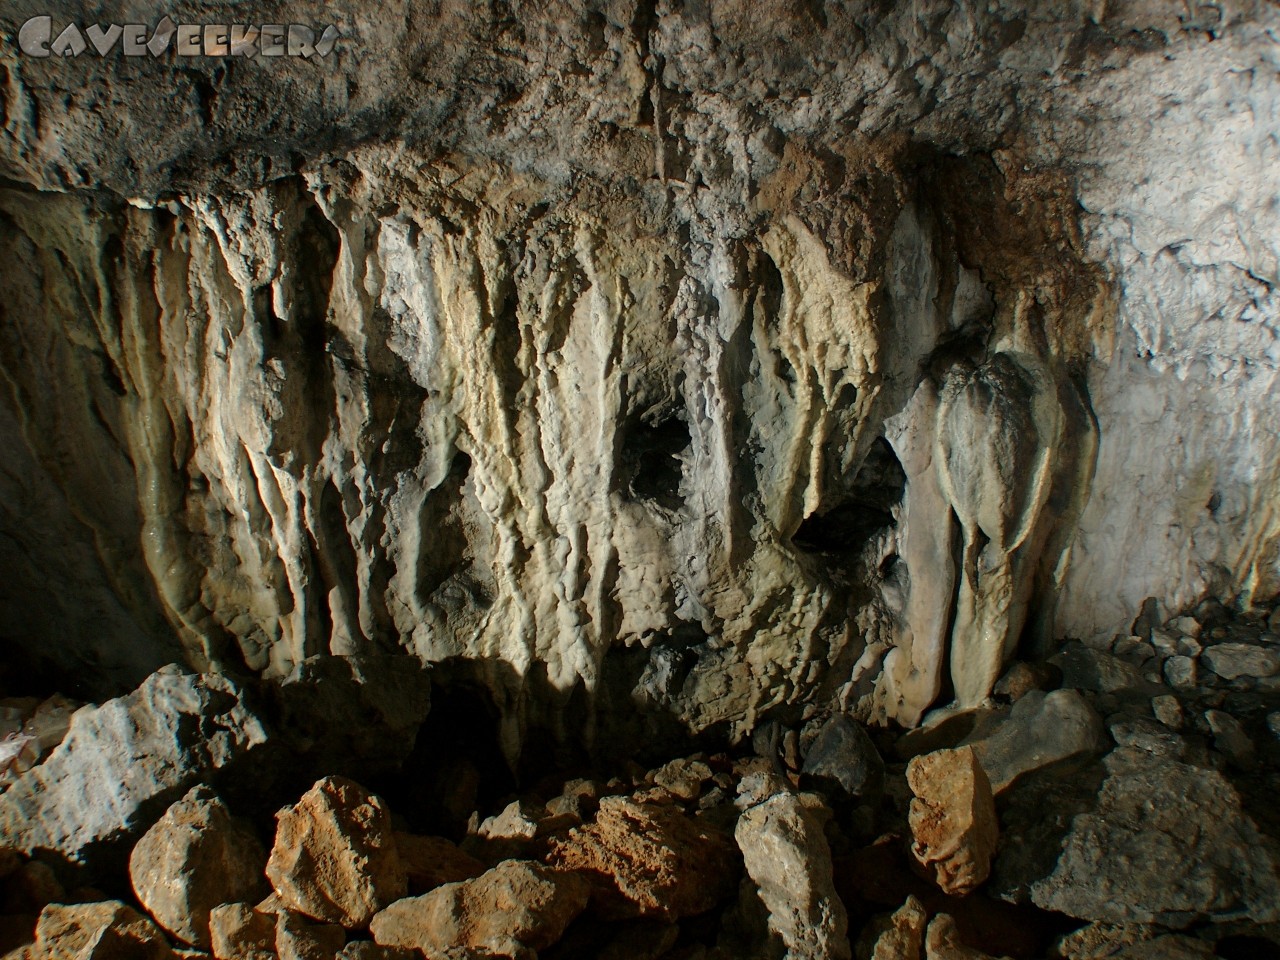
[16,16,340,58]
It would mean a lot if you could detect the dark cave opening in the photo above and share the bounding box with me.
[793,437,907,557]
[620,410,691,511]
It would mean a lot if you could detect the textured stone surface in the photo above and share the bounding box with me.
[736,790,850,960]
[857,895,927,960]
[393,833,485,895]
[1028,747,1280,925]
[961,689,1106,794]
[129,786,269,948]
[275,910,346,960]
[923,914,1006,960]
[266,776,406,929]
[1202,643,1280,680]
[0,670,269,872]
[548,795,738,921]
[24,901,176,960]
[801,715,884,801]
[369,859,588,956]
[906,747,998,896]
[4,2,1279,744]
[209,903,277,960]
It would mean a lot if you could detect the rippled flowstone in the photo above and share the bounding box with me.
[735,788,851,960]
[1026,747,1280,925]
[0,669,269,874]
[906,747,998,896]
[266,776,406,929]
[548,796,738,921]
[369,860,588,956]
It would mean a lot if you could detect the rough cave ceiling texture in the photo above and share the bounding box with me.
[0,0,1278,750]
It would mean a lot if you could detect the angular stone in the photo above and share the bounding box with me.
[369,860,587,956]
[651,757,713,801]
[1150,695,1183,730]
[924,914,1007,960]
[1109,717,1186,761]
[1051,645,1155,696]
[1204,710,1255,769]
[28,901,176,960]
[394,833,484,894]
[129,786,268,948]
[856,895,927,960]
[1028,747,1280,925]
[276,910,346,960]
[1202,643,1280,681]
[962,689,1106,794]
[906,747,998,896]
[548,796,738,921]
[801,715,885,801]
[266,776,406,929]
[1149,629,1179,658]
[0,670,269,875]
[736,789,850,960]
[209,902,276,960]
[1163,656,1198,690]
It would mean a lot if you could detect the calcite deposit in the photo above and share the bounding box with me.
[2,2,1278,756]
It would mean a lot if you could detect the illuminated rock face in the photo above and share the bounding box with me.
[0,2,1277,752]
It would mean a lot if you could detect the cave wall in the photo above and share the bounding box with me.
[0,0,1277,747]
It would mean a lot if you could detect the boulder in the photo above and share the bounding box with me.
[1028,747,1280,925]
[735,789,851,960]
[266,776,406,929]
[906,747,998,896]
[801,715,885,802]
[0,669,269,874]
[856,895,927,960]
[25,901,176,960]
[548,796,738,921]
[369,860,587,956]
[1163,656,1198,690]
[394,833,484,894]
[961,689,1106,794]
[1202,643,1280,681]
[651,757,713,802]
[1050,645,1157,696]
[209,902,276,960]
[129,786,269,948]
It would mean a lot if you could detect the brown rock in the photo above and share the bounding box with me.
[276,911,346,960]
[336,942,421,960]
[369,860,587,956]
[209,903,276,960]
[650,758,712,802]
[26,901,176,960]
[548,796,738,920]
[906,747,998,896]
[130,786,268,948]
[393,834,484,895]
[924,915,1009,960]
[266,777,406,929]
[857,895,928,960]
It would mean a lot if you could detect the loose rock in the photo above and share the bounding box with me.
[266,776,406,929]
[209,902,276,960]
[1202,643,1280,681]
[735,789,850,960]
[801,715,885,802]
[0,670,269,873]
[1163,656,1198,690]
[1204,710,1255,769]
[369,859,588,956]
[1028,747,1280,925]
[129,786,268,948]
[906,747,999,896]
[276,910,347,960]
[962,689,1106,794]
[24,901,176,960]
[548,796,738,921]
[924,914,1008,960]
[1150,695,1183,731]
[856,894,927,960]
[394,833,485,894]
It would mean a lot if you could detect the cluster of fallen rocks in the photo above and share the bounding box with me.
[2,603,1280,959]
